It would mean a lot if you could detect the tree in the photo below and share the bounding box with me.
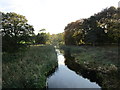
[83,7,120,45]
[64,6,120,46]
[64,20,85,45]
[49,33,64,46]
[35,29,49,44]
[1,12,34,52]
[83,16,108,45]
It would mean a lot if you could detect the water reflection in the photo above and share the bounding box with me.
[64,49,120,89]
[47,49,101,88]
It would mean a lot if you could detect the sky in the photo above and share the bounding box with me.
[0,0,119,34]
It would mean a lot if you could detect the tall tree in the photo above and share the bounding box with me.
[64,6,120,46]
[1,12,34,52]
[35,29,49,44]
[83,7,120,45]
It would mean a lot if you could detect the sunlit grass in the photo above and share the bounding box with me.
[2,45,57,88]
[30,44,45,46]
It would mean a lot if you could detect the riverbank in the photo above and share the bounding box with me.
[60,45,120,88]
[61,45,119,72]
[2,45,58,88]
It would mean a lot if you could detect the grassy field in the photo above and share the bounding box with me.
[2,45,57,88]
[61,45,119,73]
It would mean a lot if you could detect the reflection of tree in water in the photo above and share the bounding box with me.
[64,50,120,89]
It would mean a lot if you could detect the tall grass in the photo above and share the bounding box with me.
[61,45,120,88]
[60,45,119,73]
[2,45,57,88]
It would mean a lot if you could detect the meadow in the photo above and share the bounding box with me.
[2,45,57,88]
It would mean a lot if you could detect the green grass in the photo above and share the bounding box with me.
[60,45,120,88]
[60,45,119,73]
[2,45,57,88]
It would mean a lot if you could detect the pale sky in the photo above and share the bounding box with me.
[0,0,119,34]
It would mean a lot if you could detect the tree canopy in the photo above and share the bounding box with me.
[1,12,34,52]
[35,29,50,44]
[64,6,120,46]
[49,33,64,46]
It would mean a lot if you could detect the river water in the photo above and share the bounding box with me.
[47,49,101,88]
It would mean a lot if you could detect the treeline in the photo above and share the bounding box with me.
[49,33,64,46]
[35,29,50,45]
[64,6,120,46]
[1,12,49,53]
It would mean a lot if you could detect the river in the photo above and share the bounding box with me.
[46,49,101,88]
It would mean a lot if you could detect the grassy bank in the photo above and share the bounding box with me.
[2,45,57,88]
[61,45,120,88]
[61,45,119,73]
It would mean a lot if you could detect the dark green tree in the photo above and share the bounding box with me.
[1,12,34,52]
[83,7,120,45]
[35,29,49,44]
